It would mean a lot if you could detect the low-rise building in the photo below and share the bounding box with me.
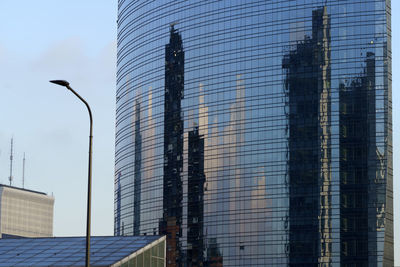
[0,184,54,238]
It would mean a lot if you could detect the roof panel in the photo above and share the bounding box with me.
[0,236,162,267]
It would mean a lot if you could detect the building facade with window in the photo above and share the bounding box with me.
[0,184,54,238]
[115,1,392,266]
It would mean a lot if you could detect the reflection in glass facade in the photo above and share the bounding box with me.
[187,127,205,267]
[283,7,332,265]
[115,1,392,266]
[160,25,185,266]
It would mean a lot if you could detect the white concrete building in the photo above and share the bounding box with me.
[0,184,54,238]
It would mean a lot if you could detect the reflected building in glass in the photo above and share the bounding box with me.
[282,6,332,265]
[160,25,185,266]
[115,1,392,266]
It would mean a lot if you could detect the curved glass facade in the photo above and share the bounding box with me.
[115,1,392,266]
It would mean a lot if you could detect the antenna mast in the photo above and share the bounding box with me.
[22,153,26,188]
[9,138,13,186]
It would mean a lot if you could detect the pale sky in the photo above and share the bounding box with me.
[0,1,116,237]
[0,1,398,264]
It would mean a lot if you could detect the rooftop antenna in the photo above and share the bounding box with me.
[9,138,13,186]
[22,153,26,188]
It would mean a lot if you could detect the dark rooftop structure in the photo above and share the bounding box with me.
[0,235,165,267]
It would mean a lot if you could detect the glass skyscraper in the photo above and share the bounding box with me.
[115,1,393,266]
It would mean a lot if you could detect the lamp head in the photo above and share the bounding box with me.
[50,80,70,87]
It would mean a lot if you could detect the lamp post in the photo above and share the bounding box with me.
[50,80,93,267]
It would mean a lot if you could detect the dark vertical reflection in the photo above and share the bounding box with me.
[115,172,121,236]
[133,100,142,235]
[365,52,381,266]
[160,25,184,267]
[313,7,332,264]
[187,127,205,267]
[283,6,331,266]
[339,52,375,266]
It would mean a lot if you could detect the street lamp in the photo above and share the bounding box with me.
[49,80,93,267]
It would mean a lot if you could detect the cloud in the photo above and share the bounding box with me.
[29,37,116,93]
[30,37,89,80]
[94,40,117,84]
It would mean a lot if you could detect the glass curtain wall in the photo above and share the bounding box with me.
[115,0,392,266]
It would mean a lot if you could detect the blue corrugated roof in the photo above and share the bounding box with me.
[0,235,161,267]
